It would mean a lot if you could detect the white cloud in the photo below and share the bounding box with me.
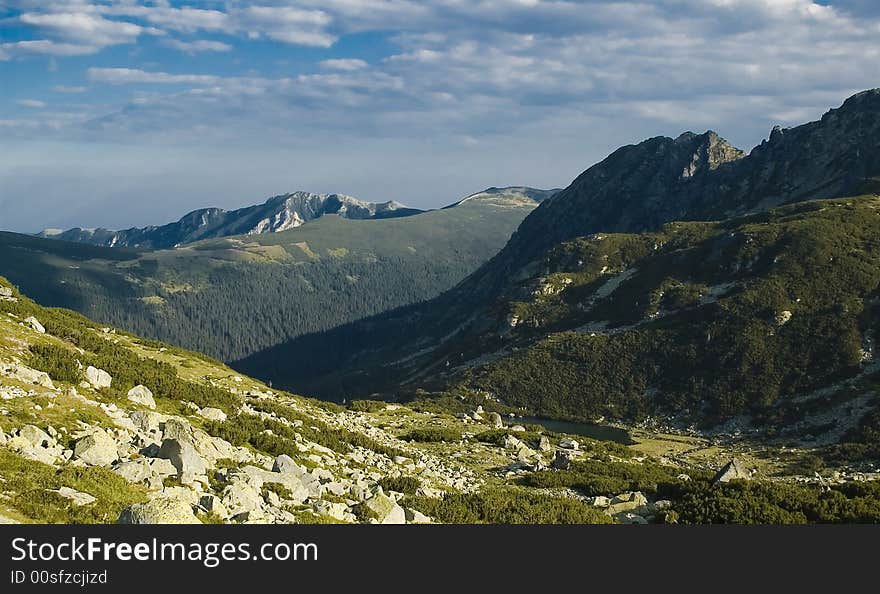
[52,85,88,93]
[161,39,232,53]
[17,99,47,108]
[0,39,101,58]
[319,58,368,71]
[87,67,219,85]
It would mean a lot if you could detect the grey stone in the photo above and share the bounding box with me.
[487,412,504,428]
[85,366,112,389]
[199,495,229,521]
[127,385,156,409]
[538,435,553,452]
[272,454,304,476]
[119,497,201,524]
[54,487,96,506]
[20,425,53,448]
[73,429,119,466]
[712,458,750,486]
[221,483,264,517]
[158,439,207,480]
[24,316,45,333]
[405,508,432,524]
[558,438,579,450]
[129,410,162,434]
[360,492,406,524]
[198,407,227,422]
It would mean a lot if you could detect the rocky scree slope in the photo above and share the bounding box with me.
[2,278,879,525]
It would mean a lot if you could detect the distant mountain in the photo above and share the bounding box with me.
[37,186,555,250]
[38,192,421,249]
[1,186,553,362]
[238,89,880,411]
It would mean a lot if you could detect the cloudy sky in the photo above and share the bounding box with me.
[1,1,878,232]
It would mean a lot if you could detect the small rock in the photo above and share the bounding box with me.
[510,425,526,432]
[19,425,53,448]
[198,407,227,422]
[359,492,406,524]
[199,494,229,521]
[558,438,579,450]
[127,385,156,409]
[272,454,305,476]
[405,508,433,524]
[54,487,96,506]
[24,316,45,333]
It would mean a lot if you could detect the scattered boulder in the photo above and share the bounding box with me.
[616,512,648,525]
[129,410,162,434]
[0,427,6,446]
[19,425,53,448]
[503,434,523,450]
[24,316,45,333]
[198,407,227,422]
[510,425,526,432]
[158,439,207,480]
[712,458,750,486]
[119,497,201,524]
[85,366,112,389]
[4,363,54,388]
[405,508,432,524]
[199,494,230,521]
[221,483,264,518]
[53,487,96,506]
[272,454,305,476]
[558,438,579,450]
[774,310,793,326]
[73,429,119,466]
[487,412,504,428]
[127,385,156,409]
[552,450,574,470]
[359,492,406,524]
[537,435,552,452]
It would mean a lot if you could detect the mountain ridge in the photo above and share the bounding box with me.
[37,186,556,250]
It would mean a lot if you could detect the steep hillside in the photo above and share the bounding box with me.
[243,90,880,402]
[0,193,542,362]
[2,277,879,525]
[39,192,421,249]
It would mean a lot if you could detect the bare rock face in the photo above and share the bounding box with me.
[24,316,45,333]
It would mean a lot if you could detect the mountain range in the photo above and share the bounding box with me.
[237,89,880,447]
[0,186,554,362]
[38,192,419,249]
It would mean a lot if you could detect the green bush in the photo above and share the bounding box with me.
[349,399,389,413]
[378,476,421,495]
[404,489,611,524]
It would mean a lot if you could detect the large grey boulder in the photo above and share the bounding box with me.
[157,439,207,480]
[712,458,751,486]
[73,429,119,466]
[127,385,156,409]
[85,366,112,389]
[118,497,201,524]
[113,458,177,484]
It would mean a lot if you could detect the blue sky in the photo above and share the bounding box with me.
[1,1,879,233]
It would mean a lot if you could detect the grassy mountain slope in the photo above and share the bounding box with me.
[0,196,538,362]
[2,277,879,525]
[240,90,880,405]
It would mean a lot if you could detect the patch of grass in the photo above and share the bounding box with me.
[401,427,462,443]
[378,476,421,495]
[0,449,147,524]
